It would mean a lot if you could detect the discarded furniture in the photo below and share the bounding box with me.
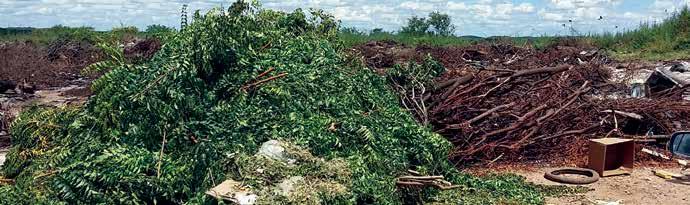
[588,138,634,177]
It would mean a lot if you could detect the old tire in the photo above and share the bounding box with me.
[544,168,600,185]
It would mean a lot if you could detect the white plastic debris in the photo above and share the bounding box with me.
[0,151,6,168]
[257,140,287,161]
[206,180,257,205]
[595,200,623,205]
[235,192,258,205]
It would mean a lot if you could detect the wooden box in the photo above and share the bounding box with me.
[588,138,635,177]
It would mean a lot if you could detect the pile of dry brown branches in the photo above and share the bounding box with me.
[421,44,690,163]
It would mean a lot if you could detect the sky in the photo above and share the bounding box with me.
[1,0,689,37]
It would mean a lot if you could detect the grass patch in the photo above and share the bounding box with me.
[339,31,559,49]
[339,32,476,47]
[0,25,171,45]
[592,7,690,60]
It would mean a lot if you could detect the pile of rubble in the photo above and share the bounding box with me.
[357,41,690,164]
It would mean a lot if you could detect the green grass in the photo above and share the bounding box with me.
[0,26,103,44]
[339,31,559,50]
[0,25,170,45]
[591,7,690,60]
[339,32,476,47]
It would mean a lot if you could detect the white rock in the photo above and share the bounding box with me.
[257,140,287,161]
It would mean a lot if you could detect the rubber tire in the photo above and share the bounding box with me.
[544,168,600,185]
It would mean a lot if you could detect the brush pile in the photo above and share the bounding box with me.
[365,42,690,163]
[431,44,690,163]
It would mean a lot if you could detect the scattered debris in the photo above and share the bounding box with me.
[594,199,623,205]
[257,140,290,162]
[544,167,600,184]
[206,179,257,205]
[642,148,689,167]
[395,170,461,190]
[0,148,7,168]
[652,170,684,180]
[123,38,162,62]
[588,138,634,177]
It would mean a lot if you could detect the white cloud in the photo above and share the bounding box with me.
[549,0,623,9]
[515,3,536,13]
[332,5,377,22]
[622,11,643,19]
[399,1,434,11]
[573,7,607,19]
[539,9,566,21]
[0,0,686,37]
[470,4,493,17]
[447,2,468,11]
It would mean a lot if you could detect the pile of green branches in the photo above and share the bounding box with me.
[0,2,575,204]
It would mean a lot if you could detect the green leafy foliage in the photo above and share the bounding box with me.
[145,25,175,35]
[427,12,456,37]
[0,3,564,204]
[400,12,455,37]
[401,16,432,36]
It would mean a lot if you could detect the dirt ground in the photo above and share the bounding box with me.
[0,39,159,150]
[0,41,101,89]
[510,166,690,205]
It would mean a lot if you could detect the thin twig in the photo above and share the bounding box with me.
[156,129,167,178]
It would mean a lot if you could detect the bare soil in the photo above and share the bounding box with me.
[0,39,161,150]
[513,166,689,205]
[0,41,101,89]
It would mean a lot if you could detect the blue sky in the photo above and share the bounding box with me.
[0,0,688,36]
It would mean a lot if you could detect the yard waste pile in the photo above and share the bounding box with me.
[360,41,690,164]
[0,4,575,204]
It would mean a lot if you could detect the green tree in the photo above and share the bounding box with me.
[428,11,455,36]
[400,12,456,36]
[370,28,385,35]
[340,27,364,35]
[145,24,174,34]
[400,16,430,35]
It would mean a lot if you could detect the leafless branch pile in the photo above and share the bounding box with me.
[357,41,690,163]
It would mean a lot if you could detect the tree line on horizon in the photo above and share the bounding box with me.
[341,11,456,37]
